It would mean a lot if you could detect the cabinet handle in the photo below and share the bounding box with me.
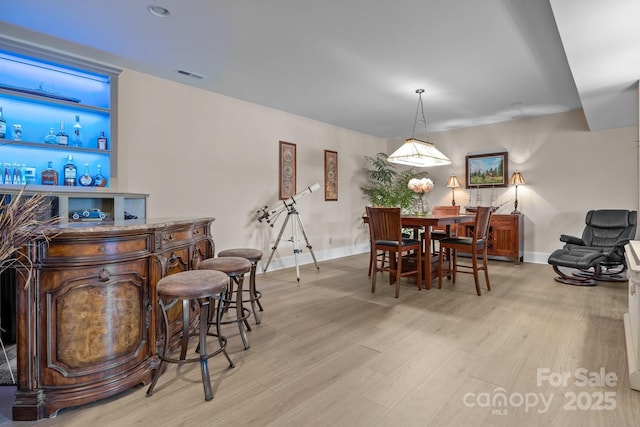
[194,229,200,234]
[164,233,175,241]
[631,284,636,297]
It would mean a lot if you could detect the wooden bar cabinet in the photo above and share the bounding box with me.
[12,217,215,421]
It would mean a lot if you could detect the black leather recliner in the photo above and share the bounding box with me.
[547,209,637,285]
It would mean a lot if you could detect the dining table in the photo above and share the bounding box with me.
[364,213,476,288]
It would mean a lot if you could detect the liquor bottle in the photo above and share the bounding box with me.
[3,163,11,184]
[63,155,77,186]
[57,121,69,146]
[41,161,59,185]
[78,163,94,187]
[12,124,22,141]
[0,107,6,139]
[12,163,20,185]
[94,164,107,187]
[44,128,57,144]
[97,131,108,150]
[72,115,82,146]
[20,164,26,185]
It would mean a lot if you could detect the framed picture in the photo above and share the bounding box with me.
[279,141,297,199]
[465,152,508,188]
[324,150,338,201]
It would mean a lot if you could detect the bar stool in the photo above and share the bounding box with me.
[146,269,234,402]
[217,248,264,324]
[199,256,252,350]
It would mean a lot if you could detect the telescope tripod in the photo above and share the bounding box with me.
[263,205,319,281]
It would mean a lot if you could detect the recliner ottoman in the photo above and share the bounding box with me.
[547,249,607,286]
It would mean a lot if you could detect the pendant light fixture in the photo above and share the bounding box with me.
[387,89,452,168]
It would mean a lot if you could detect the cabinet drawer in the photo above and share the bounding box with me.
[490,215,518,226]
[43,234,151,264]
[162,225,207,243]
[158,225,209,252]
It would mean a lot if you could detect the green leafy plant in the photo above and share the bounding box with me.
[360,152,426,212]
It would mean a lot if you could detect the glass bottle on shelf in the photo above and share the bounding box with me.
[12,163,20,185]
[94,164,107,187]
[12,124,22,141]
[3,163,11,184]
[63,155,77,186]
[57,121,69,146]
[97,131,108,150]
[41,161,59,185]
[78,163,94,187]
[72,115,82,146]
[44,128,58,144]
[0,107,6,139]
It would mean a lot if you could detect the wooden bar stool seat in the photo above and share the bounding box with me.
[199,256,253,350]
[217,248,264,324]
[146,269,234,402]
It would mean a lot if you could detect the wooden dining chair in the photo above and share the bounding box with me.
[437,206,492,296]
[367,214,387,277]
[366,206,422,298]
[430,205,461,253]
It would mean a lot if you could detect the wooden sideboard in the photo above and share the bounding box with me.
[457,213,524,264]
[12,217,214,421]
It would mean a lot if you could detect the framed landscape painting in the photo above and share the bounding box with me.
[465,152,508,188]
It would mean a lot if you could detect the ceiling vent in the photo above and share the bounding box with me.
[177,69,205,79]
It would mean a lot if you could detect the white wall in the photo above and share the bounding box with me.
[116,69,385,270]
[115,68,637,268]
[388,110,639,263]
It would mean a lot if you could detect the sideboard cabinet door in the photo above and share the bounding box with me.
[489,214,523,263]
[37,261,149,387]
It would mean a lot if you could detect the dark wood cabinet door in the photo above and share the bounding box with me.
[489,215,518,258]
[38,260,150,387]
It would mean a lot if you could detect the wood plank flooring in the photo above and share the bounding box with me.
[1,253,640,426]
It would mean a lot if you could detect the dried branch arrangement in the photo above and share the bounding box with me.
[0,187,57,278]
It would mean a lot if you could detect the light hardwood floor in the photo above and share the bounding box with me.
[1,253,640,426]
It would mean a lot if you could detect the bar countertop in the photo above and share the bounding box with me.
[42,216,216,234]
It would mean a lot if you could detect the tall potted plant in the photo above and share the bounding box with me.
[360,152,425,212]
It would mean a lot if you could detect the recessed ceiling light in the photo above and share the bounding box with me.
[148,5,170,18]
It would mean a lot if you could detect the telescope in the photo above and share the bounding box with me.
[257,182,320,225]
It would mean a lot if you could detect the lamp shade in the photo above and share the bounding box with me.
[446,174,460,188]
[387,138,452,167]
[509,170,525,186]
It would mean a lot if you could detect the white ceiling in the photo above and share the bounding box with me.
[0,0,637,139]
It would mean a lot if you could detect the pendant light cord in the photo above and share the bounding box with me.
[411,89,427,140]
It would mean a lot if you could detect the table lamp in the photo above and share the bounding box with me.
[446,174,460,206]
[508,170,525,214]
